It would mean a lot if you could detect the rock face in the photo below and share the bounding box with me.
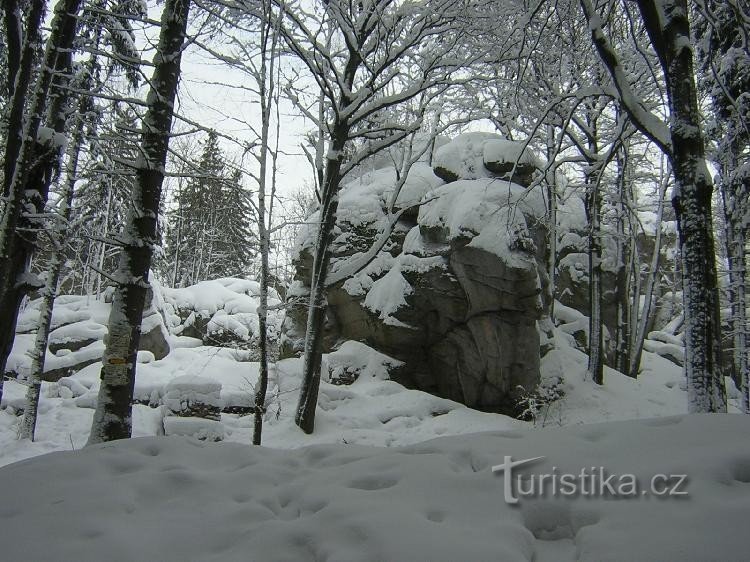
[163,375,222,421]
[282,133,549,414]
[552,200,681,366]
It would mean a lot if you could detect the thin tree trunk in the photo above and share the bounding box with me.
[582,0,727,411]
[3,0,45,197]
[2,0,23,99]
[253,2,280,445]
[585,124,604,385]
[613,140,630,375]
[295,26,359,433]
[95,180,114,298]
[295,130,348,434]
[87,0,191,444]
[629,173,667,377]
[720,159,748,412]
[172,212,182,287]
[19,115,84,441]
[546,125,557,320]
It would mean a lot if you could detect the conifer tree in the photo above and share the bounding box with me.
[166,131,255,285]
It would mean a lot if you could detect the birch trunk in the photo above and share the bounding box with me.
[88,0,191,444]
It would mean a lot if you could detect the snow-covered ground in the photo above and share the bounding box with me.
[1,303,746,560]
[1,329,705,467]
[1,414,748,561]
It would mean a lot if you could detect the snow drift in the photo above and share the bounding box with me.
[0,414,747,561]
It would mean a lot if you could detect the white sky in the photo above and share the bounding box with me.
[136,2,315,203]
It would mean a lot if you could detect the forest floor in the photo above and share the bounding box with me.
[0,327,717,467]
[1,327,747,560]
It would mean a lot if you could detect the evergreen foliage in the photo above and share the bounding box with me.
[166,131,256,286]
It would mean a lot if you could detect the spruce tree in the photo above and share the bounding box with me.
[166,132,255,285]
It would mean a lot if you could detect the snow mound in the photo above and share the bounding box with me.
[433,131,500,180]
[1,415,748,561]
[418,178,545,262]
[163,374,222,413]
[8,292,169,380]
[433,132,540,183]
[363,263,413,322]
[163,416,225,441]
[336,162,444,230]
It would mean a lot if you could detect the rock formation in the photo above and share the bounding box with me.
[282,133,549,414]
[8,289,170,382]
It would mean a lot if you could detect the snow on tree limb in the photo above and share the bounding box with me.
[579,0,672,155]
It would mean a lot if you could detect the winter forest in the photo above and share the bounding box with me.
[0,0,748,559]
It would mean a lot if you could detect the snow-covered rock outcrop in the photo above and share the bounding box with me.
[162,278,283,358]
[7,277,283,383]
[8,290,169,382]
[283,133,549,414]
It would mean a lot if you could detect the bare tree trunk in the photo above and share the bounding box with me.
[546,125,557,320]
[585,123,604,385]
[629,173,667,377]
[3,0,45,197]
[172,212,182,287]
[88,0,191,444]
[636,0,726,412]
[720,161,748,412]
[253,1,281,445]
[613,140,631,375]
[19,115,84,441]
[582,0,727,412]
[94,181,114,298]
[295,135,347,434]
[2,0,23,99]
[0,0,82,403]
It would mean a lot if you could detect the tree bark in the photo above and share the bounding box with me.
[88,0,191,444]
[3,0,45,197]
[637,0,726,412]
[612,136,631,375]
[720,163,748,412]
[253,6,279,445]
[0,0,82,403]
[585,121,604,386]
[582,0,726,411]
[19,114,84,441]
[295,131,347,434]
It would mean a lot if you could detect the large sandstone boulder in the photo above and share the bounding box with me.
[432,132,541,187]
[282,133,549,414]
